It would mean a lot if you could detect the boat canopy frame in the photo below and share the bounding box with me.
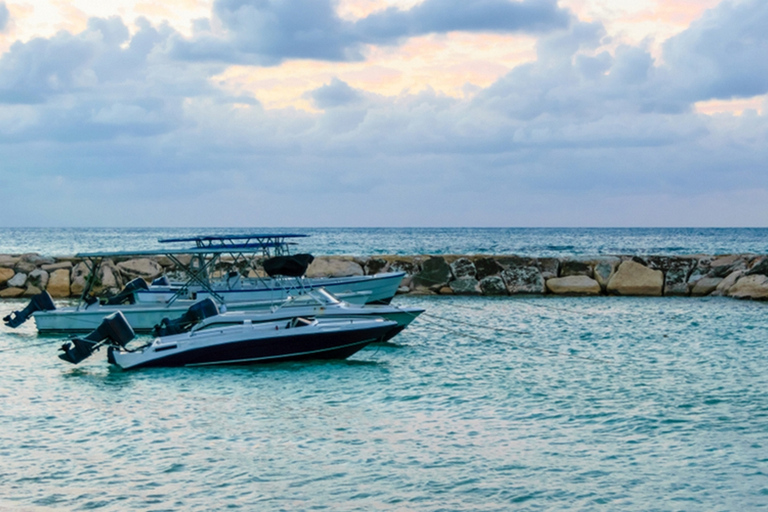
[75,233,309,307]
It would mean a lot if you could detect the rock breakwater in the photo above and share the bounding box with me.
[1,252,768,301]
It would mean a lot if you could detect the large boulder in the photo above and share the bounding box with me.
[727,275,768,300]
[363,258,389,275]
[501,266,545,294]
[690,277,722,296]
[47,268,72,298]
[450,277,481,295]
[306,257,364,278]
[93,261,122,295]
[70,261,90,296]
[0,255,20,267]
[712,270,743,297]
[592,257,621,291]
[658,257,695,296]
[450,258,476,279]
[607,260,663,296]
[7,272,27,288]
[0,267,15,286]
[546,275,601,295]
[560,259,593,278]
[536,258,560,280]
[23,284,43,297]
[412,257,451,291]
[117,258,164,281]
[14,253,55,273]
[745,256,768,277]
[388,258,419,276]
[28,269,49,290]
[473,257,504,281]
[479,275,507,295]
[0,287,25,298]
[41,261,73,272]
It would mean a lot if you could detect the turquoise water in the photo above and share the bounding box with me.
[1,227,768,257]
[2,295,767,510]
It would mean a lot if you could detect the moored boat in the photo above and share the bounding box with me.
[58,309,397,370]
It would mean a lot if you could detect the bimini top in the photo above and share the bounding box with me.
[158,233,308,249]
[77,233,308,259]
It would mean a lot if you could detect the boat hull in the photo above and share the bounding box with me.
[109,319,395,370]
[137,272,405,306]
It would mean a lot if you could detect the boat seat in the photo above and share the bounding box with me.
[288,317,313,328]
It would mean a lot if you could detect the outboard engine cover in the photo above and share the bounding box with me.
[262,253,315,277]
[104,278,149,305]
[3,291,56,328]
[59,311,135,364]
[151,275,171,286]
[152,298,219,337]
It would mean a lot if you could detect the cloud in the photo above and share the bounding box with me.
[307,78,363,109]
[172,0,572,64]
[0,16,233,142]
[0,2,8,32]
[660,0,768,102]
[0,1,767,227]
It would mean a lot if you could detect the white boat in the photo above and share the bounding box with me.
[153,289,424,342]
[30,287,421,335]
[57,310,398,370]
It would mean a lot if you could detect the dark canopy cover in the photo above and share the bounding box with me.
[262,253,315,277]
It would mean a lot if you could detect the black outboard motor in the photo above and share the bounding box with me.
[59,311,135,364]
[152,298,219,337]
[3,291,56,328]
[151,275,171,286]
[104,278,149,305]
[262,253,315,277]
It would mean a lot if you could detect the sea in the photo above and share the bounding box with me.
[1,228,767,511]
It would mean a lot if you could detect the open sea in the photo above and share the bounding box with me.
[1,228,767,511]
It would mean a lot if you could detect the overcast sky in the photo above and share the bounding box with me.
[0,0,766,227]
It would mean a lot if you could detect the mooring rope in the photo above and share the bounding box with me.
[0,338,66,353]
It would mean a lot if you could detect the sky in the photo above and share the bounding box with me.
[0,0,766,227]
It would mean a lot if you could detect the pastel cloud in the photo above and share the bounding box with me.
[172,0,571,64]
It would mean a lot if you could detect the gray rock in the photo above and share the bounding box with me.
[8,272,27,288]
[691,277,723,296]
[746,256,768,277]
[413,257,451,290]
[389,258,419,276]
[28,269,49,290]
[501,266,545,294]
[364,258,388,275]
[41,261,73,272]
[536,258,560,280]
[560,259,593,278]
[450,277,481,295]
[450,258,476,279]
[546,275,601,295]
[659,257,695,296]
[592,257,621,291]
[474,257,504,281]
[479,275,507,296]
[70,261,90,296]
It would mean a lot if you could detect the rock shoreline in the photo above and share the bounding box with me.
[1,252,768,301]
